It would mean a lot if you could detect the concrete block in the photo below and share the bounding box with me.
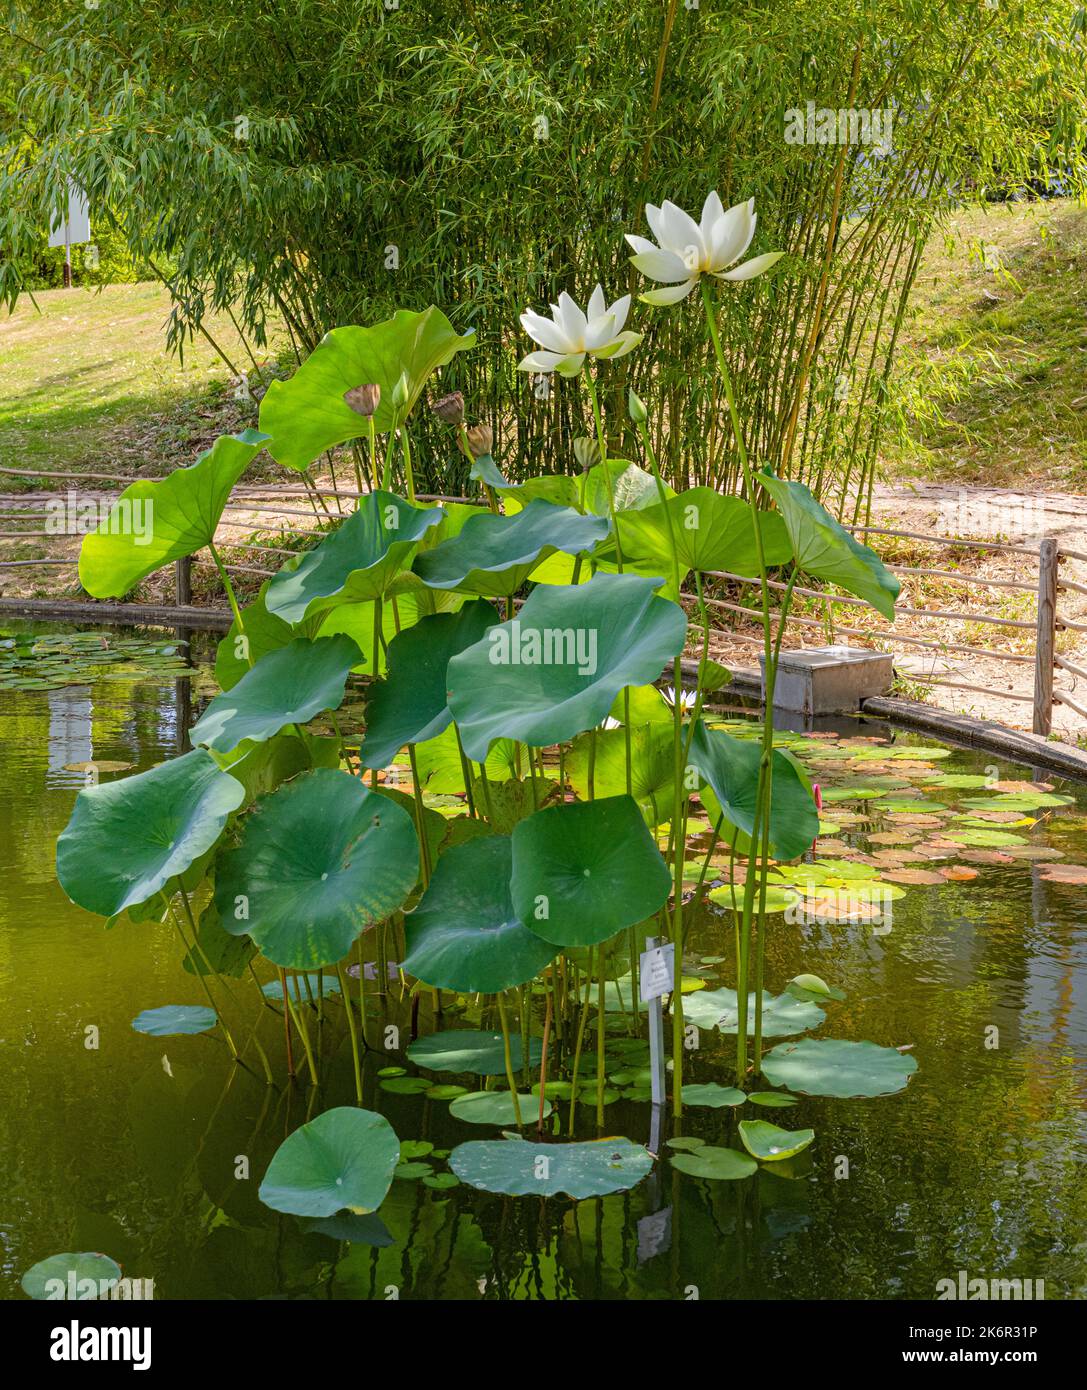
[759,645,894,715]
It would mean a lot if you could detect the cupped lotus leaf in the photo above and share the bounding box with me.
[681,987,825,1037]
[510,795,671,947]
[402,836,556,993]
[258,1107,400,1217]
[738,1119,815,1161]
[688,721,818,863]
[132,1004,217,1036]
[670,1146,757,1181]
[259,307,476,469]
[56,749,245,917]
[786,973,846,1003]
[758,473,900,620]
[406,1028,543,1076]
[761,1037,919,1098]
[567,721,682,827]
[615,489,791,575]
[448,573,687,761]
[21,1252,124,1300]
[681,1083,746,1108]
[79,429,269,597]
[265,492,444,625]
[413,500,610,597]
[449,1137,652,1197]
[214,769,418,969]
[358,601,498,768]
[191,636,361,753]
[448,1092,552,1126]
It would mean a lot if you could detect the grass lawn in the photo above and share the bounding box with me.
[885,197,1087,489]
[0,282,277,487]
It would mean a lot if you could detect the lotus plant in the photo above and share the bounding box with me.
[625,193,783,305]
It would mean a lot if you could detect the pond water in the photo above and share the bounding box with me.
[2,623,1085,1301]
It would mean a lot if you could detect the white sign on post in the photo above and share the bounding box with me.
[48,181,91,249]
[639,942,675,1002]
[640,938,674,1109]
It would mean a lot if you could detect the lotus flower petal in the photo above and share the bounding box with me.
[715,250,784,282]
[640,280,698,306]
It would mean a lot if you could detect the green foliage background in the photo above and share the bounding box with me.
[2,0,1085,507]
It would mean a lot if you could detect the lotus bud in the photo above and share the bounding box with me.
[465,423,493,458]
[344,383,381,417]
[627,389,648,425]
[573,437,596,471]
[431,391,465,425]
[391,371,410,412]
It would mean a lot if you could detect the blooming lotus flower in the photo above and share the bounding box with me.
[518,286,642,377]
[663,687,697,711]
[626,193,783,305]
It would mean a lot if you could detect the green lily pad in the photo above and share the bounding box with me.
[358,601,498,768]
[666,1136,707,1151]
[449,1137,651,1197]
[681,987,825,1037]
[670,1146,757,1181]
[380,1076,433,1095]
[510,794,671,947]
[746,1091,798,1108]
[422,1171,461,1191]
[738,1119,815,1161]
[447,571,687,761]
[21,1252,124,1300]
[259,1106,400,1217]
[190,635,361,753]
[413,500,610,596]
[259,306,476,469]
[215,769,418,969]
[394,1160,433,1180]
[79,429,268,597]
[399,1140,434,1159]
[403,835,556,993]
[132,1004,217,1036]
[425,1083,470,1100]
[681,1083,746,1108]
[448,1091,548,1126]
[761,1037,918,1098]
[57,748,244,917]
[406,1029,543,1076]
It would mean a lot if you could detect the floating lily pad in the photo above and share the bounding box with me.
[448,1091,549,1126]
[380,1076,433,1095]
[681,1083,746,1108]
[681,987,825,1037]
[259,1107,400,1217]
[422,1172,461,1191]
[449,1137,651,1197]
[406,1029,543,1076]
[738,1119,815,1161]
[746,1091,798,1108]
[21,1252,125,1300]
[761,1037,918,1098]
[670,1146,757,1181]
[132,1004,217,1036]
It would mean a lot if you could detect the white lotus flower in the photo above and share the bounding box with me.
[663,687,697,711]
[625,193,783,305]
[518,285,642,376]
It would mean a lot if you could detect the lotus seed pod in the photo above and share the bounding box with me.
[431,391,465,425]
[465,423,493,458]
[343,383,381,416]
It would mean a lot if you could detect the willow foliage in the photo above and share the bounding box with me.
[3,0,1085,513]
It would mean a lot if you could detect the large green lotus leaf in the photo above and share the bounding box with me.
[412,500,610,597]
[410,723,517,792]
[259,307,476,470]
[359,602,498,769]
[761,1037,919,1098]
[192,635,360,754]
[566,721,681,827]
[265,492,444,625]
[498,474,581,510]
[56,749,245,916]
[21,1252,124,1300]
[402,835,556,993]
[687,721,817,862]
[738,1119,815,1161]
[405,1028,543,1076]
[182,899,256,978]
[681,987,825,1036]
[258,1107,400,1217]
[670,1146,757,1181]
[211,730,341,805]
[584,459,672,515]
[214,768,418,968]
[450,1137,652,1198]
[510,795,670,947]
[758,473,900,620]
[215,580,307,691]
[316,588,466,679]
[448,1092,551,1125]
[132,1004,217,1036]
[447,573,687,762]
[79,429,268,597]
[615,489,791,575]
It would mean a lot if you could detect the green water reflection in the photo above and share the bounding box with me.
[1,626,1085,1300]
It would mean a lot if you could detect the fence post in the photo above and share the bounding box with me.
[1032,538,1059,736]
[175,555,192,608]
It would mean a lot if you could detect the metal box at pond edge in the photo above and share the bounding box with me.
[759,646,894,715]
